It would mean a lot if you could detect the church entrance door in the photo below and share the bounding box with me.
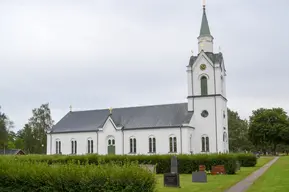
[107,138,115,155]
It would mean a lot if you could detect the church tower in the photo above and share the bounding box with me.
[187,2,229,153]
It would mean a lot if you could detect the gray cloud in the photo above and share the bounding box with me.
[1,0,289,130]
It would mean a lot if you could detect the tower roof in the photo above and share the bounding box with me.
[199,6,211,37]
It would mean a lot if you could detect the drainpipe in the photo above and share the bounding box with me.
[122,128,124,155]
[213,63,218,153]
[50,133,52,155]
[180,125,183,154]
[97,130,99,154]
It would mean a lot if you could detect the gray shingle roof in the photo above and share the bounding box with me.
[51,103,193,133]
[189,52,223,66]
[199,7,211,37]
[0,149,24,155]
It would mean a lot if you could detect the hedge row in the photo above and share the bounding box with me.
[234,153,257,167]
[0,159,156,192]
[0,153,246,174]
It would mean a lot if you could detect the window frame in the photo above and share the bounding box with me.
[129,137,137,154]
[169,136,177,153]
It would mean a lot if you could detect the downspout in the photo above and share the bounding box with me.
[122,128,124,155]
[97,130,99,154]
[213,63,218,153]
[50,133,52,155]
[180,125,183,154]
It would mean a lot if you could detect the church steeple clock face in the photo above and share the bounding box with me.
[200,64,206,70]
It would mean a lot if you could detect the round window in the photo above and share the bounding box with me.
[201,110,209,118]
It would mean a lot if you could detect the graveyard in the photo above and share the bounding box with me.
[157,156,273,192]
[0,153,279,192]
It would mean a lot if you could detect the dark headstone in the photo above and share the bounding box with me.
[236,161,241,171]
[211,165,226,175]
[192,171,207,183]
[170,156,178,173]
[164,173,180,187]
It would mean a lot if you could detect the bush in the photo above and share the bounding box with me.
[235,153,257,167]
[0,159,156,192]
[1,153,239,174]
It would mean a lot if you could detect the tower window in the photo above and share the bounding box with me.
[201,110,209,118]
[221,76,224,94]
[223,132,227,142]
[201,76,208,95]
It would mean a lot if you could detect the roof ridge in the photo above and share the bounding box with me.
[71,102,188,113]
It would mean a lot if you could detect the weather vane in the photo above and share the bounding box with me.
[203,0,206,8]
[109,107,113,114]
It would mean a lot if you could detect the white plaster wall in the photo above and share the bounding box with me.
[47,127,194,155]
[198,36,213,53]
[190,97,217,153]
[97,117,123,155]
[123,127,192,155]
[47,132,98,155]
[191,53,215,96]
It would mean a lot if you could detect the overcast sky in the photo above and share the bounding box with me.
[1,0,289,131]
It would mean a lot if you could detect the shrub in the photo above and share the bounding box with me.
[0,159,156,192]
[235,153,257,167]
[0,153,239,174]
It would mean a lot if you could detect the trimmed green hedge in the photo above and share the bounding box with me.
[0,159,156,192]
[1,153,241,174]
[235,153,257,167]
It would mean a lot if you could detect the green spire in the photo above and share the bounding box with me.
[199,6,211,37]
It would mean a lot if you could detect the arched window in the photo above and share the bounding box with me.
[130,137,137,153]
[223,132,227,142]
[87,138,93,154]
[201,76,208,95]
[149,136,156,153]
[201,136,209,152]
[169,136,177,153]
[71,139,77,154]
[55,139,61,154]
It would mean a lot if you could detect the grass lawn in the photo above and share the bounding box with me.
[247,156,289,192]
[156,157,273,192]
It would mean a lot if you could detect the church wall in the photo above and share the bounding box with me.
[97,117,123,155]
[48,132,98,155]
[191,54,215,96]
[190,96,217,153]
[123,128,184,155]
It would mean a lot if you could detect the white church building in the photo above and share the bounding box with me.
[47,4,229,155]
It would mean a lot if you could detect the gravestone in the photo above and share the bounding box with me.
[164,156,180,187]
[192,165,207,183]
[211,165,226,175]
[236,161,241,171]
[140,164,156,173]
[170,156,178,173]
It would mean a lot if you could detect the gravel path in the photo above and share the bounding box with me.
[225,157,279,192]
